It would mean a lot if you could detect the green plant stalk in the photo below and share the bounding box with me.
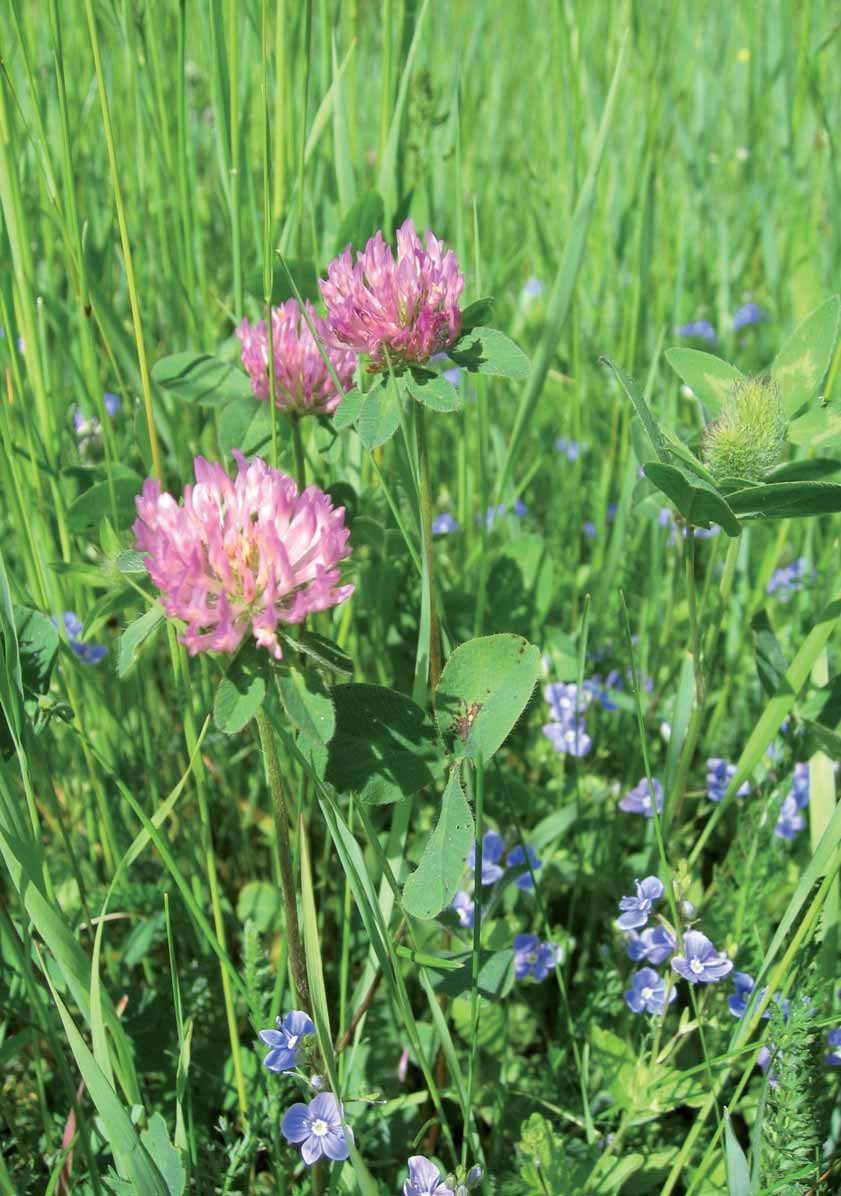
[256,707,310,1012]
[174,639,248,1119]
[416,405,442,694]
[84,0,162,480]
[228,0,243,315]
[291,415,307,490]
[463,757,484,1167]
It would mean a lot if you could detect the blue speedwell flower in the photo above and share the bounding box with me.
[403,1155,454,1196]
[543,681,593,757]
[671,930,733,985]
[676,319,717,344]
[259,1010,315,1072]
[626,924,676,966]
[767,557,810,601]
[507,843,542,890]
[619,777,663,818]
[625,967,677,1015]
[451,890,475,929]
[706,758,750,803]
[281,1092,352,1166]
[432,512,459,534]
[513,934,561,981]
[775,792,805,840]
[727,972,789,1021]
[53,611,107,665]
[826,1028,841,1066]
[732,302,767,331]
[468,831,506,885]
[791,761,810,808]
[616,876,664,931]
[522,277,544,299]
[555,435,580,461]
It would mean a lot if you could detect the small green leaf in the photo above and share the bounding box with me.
[213,644,268,735]
[724,1109,751,1196]
[643,462,741,536]
[459,297,494,332]
[448,326,530,379]
[428,948,516,1001]
[277,668,335,745]
[751,610,790,699]
[772,295,841,417]
[725,480,841,519]
[405,370,463,412]
[151,353,253,407]
[601,357,669,463]
[358,381,401,448]
[117,606,165,678]
[788,396,841,451]
[763,457,841,483]
[800,672,841,756]
[116,550,147,574]
[277,630,353,675]
[402,767,474,919]
[218,398,274,456]
[333,190,385,256]
[320,683,442,804]
[236,880,282,933]
[68,471,144,532]
[332,388,364,430]
[140,1114,186,1196]
[435,633,541,762]
[15,607,59,696]
[665,348,743,419]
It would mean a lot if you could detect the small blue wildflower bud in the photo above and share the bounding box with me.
[703,376,786,481]
[467,1164,483,1187]
[310,1074,325,1091]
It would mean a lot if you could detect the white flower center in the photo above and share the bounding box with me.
[311,1118,329,1137]
[527,952,538,964]
[641,986,654,1001]
[690,958,704,975]
[287,1034,299,1049]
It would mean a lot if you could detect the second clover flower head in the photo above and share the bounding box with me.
[320,217,464,372]
[281,1092,352,1166]
[133,453,354,660]
[259,1010,315,1072]
[616,876,664,931]
[403,1156,454,1196]
[237,298,357,416]
[671,930,733,985]
[619,777,663,818]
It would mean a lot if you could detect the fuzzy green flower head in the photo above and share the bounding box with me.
[703,376,787,482]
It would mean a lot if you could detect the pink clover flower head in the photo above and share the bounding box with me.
[133,452,354,659]
[320,218,465,372]
[236,298,357,415]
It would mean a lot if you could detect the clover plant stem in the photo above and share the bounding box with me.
[416,405,442,694]
[464,757,485,1167]
[256,707,310,1013]
[292,414,307,491]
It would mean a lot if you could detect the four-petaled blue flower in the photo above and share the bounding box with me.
[432,512,459,534]
[281,1091,352,1166]
[767,557,809,601]
[616,876,664,931]
[468,831,506,885]
[542,717,592,757]
[402,1155,454,1196]
[791,762,810,808]
[826,1028,841,1066]
[671,930,733,985]
[259,1009,315,1072]
[507,843,542,890]
[676,319,717,343]
[53,611,107,665]
[583,520,597,540]
[626,924,676,966]
[706,758,750,803]
[619,777,663,818]
[732,302,767,331]
[513,934,560,981]
[775,792,805,840]
[522,277,544,299]
[451,890,475,929]
[555,435,580,461]
[625,967,677,1015]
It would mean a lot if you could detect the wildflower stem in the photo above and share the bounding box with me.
[415,405,442,695]
[291,414,307,491]
[464,757,485,1168]
[256,707,310,1013]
